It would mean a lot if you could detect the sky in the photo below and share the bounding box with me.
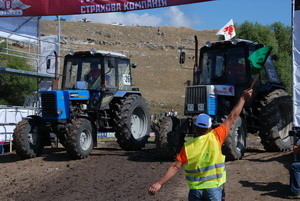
[44,0,292,31]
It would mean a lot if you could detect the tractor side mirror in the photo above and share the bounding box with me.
[131,63,137,68]
[179,52,186,64]
[46,59,51,69]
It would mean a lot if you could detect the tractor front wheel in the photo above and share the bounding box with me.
[13,119,47,159]
[155,116,184,160]
[222,116,247,160]
[65,118,94,159]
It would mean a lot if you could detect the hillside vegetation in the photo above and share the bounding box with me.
[40,20,218,114]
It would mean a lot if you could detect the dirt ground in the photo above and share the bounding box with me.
[0,135,296,201]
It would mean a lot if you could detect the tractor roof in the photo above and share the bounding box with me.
[205,38,261,47]
[69,50,128,59]
[93,50,127,58]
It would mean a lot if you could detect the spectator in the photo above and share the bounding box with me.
[87,62,101,88]
[290,137,300,198]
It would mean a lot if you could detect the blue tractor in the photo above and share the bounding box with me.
[13,50,150,159]
[155,37,292,160]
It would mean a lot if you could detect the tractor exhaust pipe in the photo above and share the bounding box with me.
[193,35,199,85]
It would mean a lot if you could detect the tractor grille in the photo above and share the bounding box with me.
[185,86,207,114]
[41,93,57,118]
[186,86,206,104]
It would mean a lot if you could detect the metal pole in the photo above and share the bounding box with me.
[53,15,61,90]
[292,0,296,129]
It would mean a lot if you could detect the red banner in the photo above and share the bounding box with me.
[0,0,213,17]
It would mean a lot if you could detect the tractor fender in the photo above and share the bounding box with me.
[25,115,44,123]
[257,83,285,93]
[21,115,51,145]
[113,91,141,98]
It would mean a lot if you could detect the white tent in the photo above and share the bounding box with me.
[293,0,300,126]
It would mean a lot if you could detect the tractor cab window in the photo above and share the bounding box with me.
[199,52,210,84]
[263,57,281,84]
[225,47,246,84]
[199,49,224,84]
[63,57,102,90]
[84,59,102,89]
[64,59,79,89]
[104,58,116,88]
[199,47,247,85]
[248,51,281,85]
[117,59,131,90]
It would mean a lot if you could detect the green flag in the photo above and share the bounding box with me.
[248,46,273,74]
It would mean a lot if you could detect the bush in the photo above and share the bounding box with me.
[0,52,37,106]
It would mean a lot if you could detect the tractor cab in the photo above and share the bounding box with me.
[195,39,281,86]
[62,50,133,91]
[156,37,292,161]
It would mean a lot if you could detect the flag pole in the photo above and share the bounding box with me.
[250,74,259,89]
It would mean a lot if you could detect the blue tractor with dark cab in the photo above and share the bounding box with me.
[155,37,292,160]
[13,50,150,159]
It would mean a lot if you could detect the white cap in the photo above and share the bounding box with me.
[194,113,212,128]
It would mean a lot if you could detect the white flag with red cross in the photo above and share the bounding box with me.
[216,19,236,40]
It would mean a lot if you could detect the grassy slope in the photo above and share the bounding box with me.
[40,20,218,114]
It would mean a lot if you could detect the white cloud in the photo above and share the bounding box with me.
[71,12,163,26]
[70,7,195,28]
[165,7,193,28]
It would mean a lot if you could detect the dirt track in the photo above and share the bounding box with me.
[0,136,295,201]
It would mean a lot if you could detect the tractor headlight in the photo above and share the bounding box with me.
[197,104,205,111]
[81,104,87,110]
[187,104,194,112]
[57,109,63,115]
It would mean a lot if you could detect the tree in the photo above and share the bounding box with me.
[235,21,292,94]
[270,22,292,93]
[0,48,37,105]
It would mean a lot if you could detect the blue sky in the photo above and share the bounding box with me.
[44,0,292,30]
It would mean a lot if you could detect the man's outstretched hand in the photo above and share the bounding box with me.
[148,182,162,195]
[242,88,253,101]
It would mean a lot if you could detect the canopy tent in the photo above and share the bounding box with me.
[0,16,39,43]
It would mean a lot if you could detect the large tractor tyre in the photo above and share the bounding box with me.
[222,116,247,161]
[155,116,184,160]
[13,119,47,159]
[257,89,292,151]
[112,95,150,151]
[65,118,94,159]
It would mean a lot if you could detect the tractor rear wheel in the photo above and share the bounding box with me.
[13,119,47,159]
[257,89,292,151]
[65,118,94,159]
[112,95,150,150]
[155,116,184,160]
[222,116,247,160]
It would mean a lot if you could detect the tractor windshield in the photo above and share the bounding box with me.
[199,47,247,85]
[63,57,103,90]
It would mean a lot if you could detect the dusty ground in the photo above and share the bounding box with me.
[0,136,295,201]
